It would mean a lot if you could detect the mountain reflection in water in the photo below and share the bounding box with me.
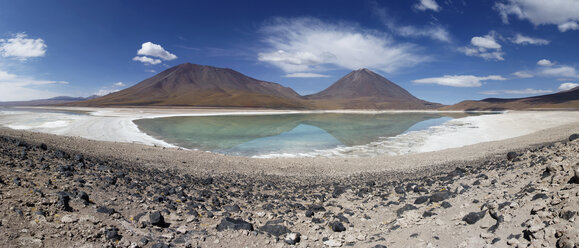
[134,113,476,157]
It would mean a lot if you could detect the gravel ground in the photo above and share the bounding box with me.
[0,127,578,247]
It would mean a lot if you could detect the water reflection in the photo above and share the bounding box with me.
[134,113,475,156]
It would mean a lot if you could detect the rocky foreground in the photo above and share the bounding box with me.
[1,133,578,248]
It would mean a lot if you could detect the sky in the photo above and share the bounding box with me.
[1,0,579,104]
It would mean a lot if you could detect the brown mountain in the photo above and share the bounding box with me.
[73,63,305,108]
[305,68,442,109]
[442,86,579,110]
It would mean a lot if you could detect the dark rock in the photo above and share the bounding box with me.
[305,209,314,218]
[78,191,89,205]
[13,208,23,216]
[462,211,486,224]
[309,205,326,212]
[34,209,45,216]
[13,177,21,186]
[260,224,290,237]
[312,218,324,224]
[223,204,241,213]
[507,152,518,161]
[39,143,48,150]
[531,193,549,201]
[332,186,346,198]
[373,245,387,248]
[138,237,150,246]
[430,191,450,202]
[397,204,418,216]
[96,206,116,215]
[569,133,579,141]
[216,217,253,231]
[414,196,429,204]
[150,211,166,227]
[422,211,437,218]
[105,227,121,241]
[560,210,576,221]
[335,213,350,223]
[329,221,346,232]
[394,186,405,194]
[151,243,169,248]
[57,192,72,211]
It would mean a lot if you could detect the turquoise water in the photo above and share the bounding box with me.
[134,113,479,157]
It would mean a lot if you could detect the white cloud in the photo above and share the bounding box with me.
[558,21,579,32]
[0,70,68,101]
[413,75,506,87]
[537,59,554,66]
[558,82,579,91]
[257,17,427,74]
[372,3,450,42]
[414,0,441,12]
[495,0,579,32]
[471,36,501,49]
[481,88,553,95]
[132,56,162,65]
[284,72,330,78]
[94,82,128,96]
[512,71,534,78]
[510,34,550,45]
[137,42,177,60]
[540,65,579,78]
[0,33,46,60]
[460,32,504,61]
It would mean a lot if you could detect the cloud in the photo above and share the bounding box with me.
[460,32,504,61]
[481,88,553,95]
[132,56,162,65]
[558,82,579,91]
[413,75,506,87]
[0,33,46,60]
[372,2,450,42]
[558,21,579,32]
[414,0,441,12]
[537,59,554,66]
[495,0,579,32]
[510,34,550,45]
[512,71,534,78]
[540,65,579,78]
[257,17,427,74]
[284,72,330,78]
[0,70,68,101]
[137,42,177,60]
[95,82,128,96]
[132,42,177,65]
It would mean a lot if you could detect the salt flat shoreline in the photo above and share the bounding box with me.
[0,110,578,178]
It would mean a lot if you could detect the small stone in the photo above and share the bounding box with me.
[284,232,301,245]
[261,224,290,237]
[330,221,346,232]
[216,217,253,231]
[305,209,314,218]
[176,225,188,234]
[430,191,450,203]
[150,211,166,227]
[96,206,116,215]
[223,204,241,213]
[557,235,575,248]
[60,215,78,223]
[569,133,579,141]
[462,211,486,225]
[324,239,342,247]
[414,196,429,204]
[507,152,518,161]
[105,227,121,241]
[151,243,169,248]
[56,192,72,212]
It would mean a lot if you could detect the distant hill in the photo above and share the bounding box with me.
[72,63,306,108]
[66,63,441,110]
[442,86,579,110]
[305,69,442,109]
[0,95,98,106]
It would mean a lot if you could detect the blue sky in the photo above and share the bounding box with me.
[1,0,579,104]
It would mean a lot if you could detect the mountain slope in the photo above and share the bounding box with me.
[74,63,305,108]
[305,69,442,109]
[442,86,579,110]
